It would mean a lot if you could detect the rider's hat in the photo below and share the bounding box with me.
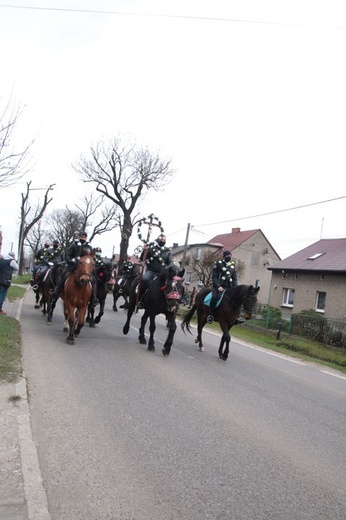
[79,230,87,237]
[223,250,232,258]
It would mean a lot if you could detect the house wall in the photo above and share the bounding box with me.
[269,271,346,321]
[173,231,280,307]
[234,231,280,306]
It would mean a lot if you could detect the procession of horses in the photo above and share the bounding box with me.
[30,215,259,360]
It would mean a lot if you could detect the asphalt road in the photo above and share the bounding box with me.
[21,290,346,520]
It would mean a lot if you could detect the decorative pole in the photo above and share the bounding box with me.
[135,214,164,307]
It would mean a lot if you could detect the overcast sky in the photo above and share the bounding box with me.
[0,0,345,259]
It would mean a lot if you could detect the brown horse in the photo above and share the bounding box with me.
[61,255,95,344]
[181,284,260,361]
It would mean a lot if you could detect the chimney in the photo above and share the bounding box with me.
[172,242,179,248]
[232,227,240,233]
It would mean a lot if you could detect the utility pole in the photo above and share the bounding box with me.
[181,223,190,268]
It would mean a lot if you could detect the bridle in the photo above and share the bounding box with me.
[163,275,184,303]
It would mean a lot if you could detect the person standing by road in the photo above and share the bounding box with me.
[0,252,19,315]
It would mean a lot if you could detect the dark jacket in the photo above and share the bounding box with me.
[211,259,238,289]
[140,242,173,273]
[65,240,93,265]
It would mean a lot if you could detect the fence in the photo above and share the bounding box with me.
[250,307,346,349]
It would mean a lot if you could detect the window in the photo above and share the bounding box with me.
[185,271,191,284]
[282,288,295,307]
[316,291,326,313]
[194,248,201,261]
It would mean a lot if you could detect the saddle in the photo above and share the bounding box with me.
[204,291,226,308]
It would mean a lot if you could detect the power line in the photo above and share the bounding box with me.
[192,195,346,229]
[0,3,345,30]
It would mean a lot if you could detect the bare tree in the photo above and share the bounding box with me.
[188,249,220,288]
[45,208,83,249]
[18,182,55,274]
[0,95,34,188]
[46,193,118,249]
[73,136,174,268]
[75,194,118,242]
[189,251,246,288]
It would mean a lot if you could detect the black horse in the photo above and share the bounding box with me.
[122,266,185,356]
[87,262,114,327]
[181,284,260,361]
[32,261,63,316]
[112,266,140,312]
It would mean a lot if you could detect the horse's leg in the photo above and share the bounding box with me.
[94,294,105,324]
[66,305,75,345]
[123,303,135,335]
[75,307,87,337]
[87,302,95,328]
[162,311,177,357]
[147,314,156,351]
[194,312,205,352]
[112,288,119,311]
[34,289,40,309]
[138,311,149,345]
[218,323,231,361]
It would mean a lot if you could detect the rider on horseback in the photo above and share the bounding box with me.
[207,250,238,324]
[30,240,51,287]
[137,234,174,308]
[50,231,99,309]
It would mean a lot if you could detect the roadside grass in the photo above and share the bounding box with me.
[0,316,21,383]
[178,308,346,374]
[0,279,27,383]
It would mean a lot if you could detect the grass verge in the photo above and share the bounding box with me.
[178,308,346,374]
[0,316,21,383]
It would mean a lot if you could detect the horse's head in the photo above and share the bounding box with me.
[162,266,185,312]
[75,255,95,286]
[242,285,260,320]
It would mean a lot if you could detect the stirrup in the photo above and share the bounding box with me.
[31,284,38,291]
[207,315,214,324]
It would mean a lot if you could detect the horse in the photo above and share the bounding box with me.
[112,266,140,312]
[31,261,52,312]
[181,284,260,361]
[122,266,185,356]
[52,254,95,344]
[87,262,114,327]
[39,262,64,318]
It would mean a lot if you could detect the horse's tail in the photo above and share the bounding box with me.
[181,304,197,335]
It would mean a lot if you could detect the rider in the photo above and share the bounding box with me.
[207,250,238,324]
[138,234,174,308]
[47,239,64,263]
[30,240,51,286]
[94,247,104,267]
[50,231,99,310]
[119,256,135,285]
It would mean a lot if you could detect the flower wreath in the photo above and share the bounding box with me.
[137,214,164,245]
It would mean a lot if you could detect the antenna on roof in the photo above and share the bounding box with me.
[320,217,324,239]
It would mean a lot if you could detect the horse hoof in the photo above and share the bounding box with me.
[113,308,118,312]
[66,339,74,345]
[147,345,155,351]
[162,348,170,356]
[219,354,227,361]
[63,327,68,332]
[35,305,40,309]
[123,325,129,335]
[89,322,95,328]
[199,347,204,352]
[140,338,147,345]
[94,316,100,324]
[195,338,199,344]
